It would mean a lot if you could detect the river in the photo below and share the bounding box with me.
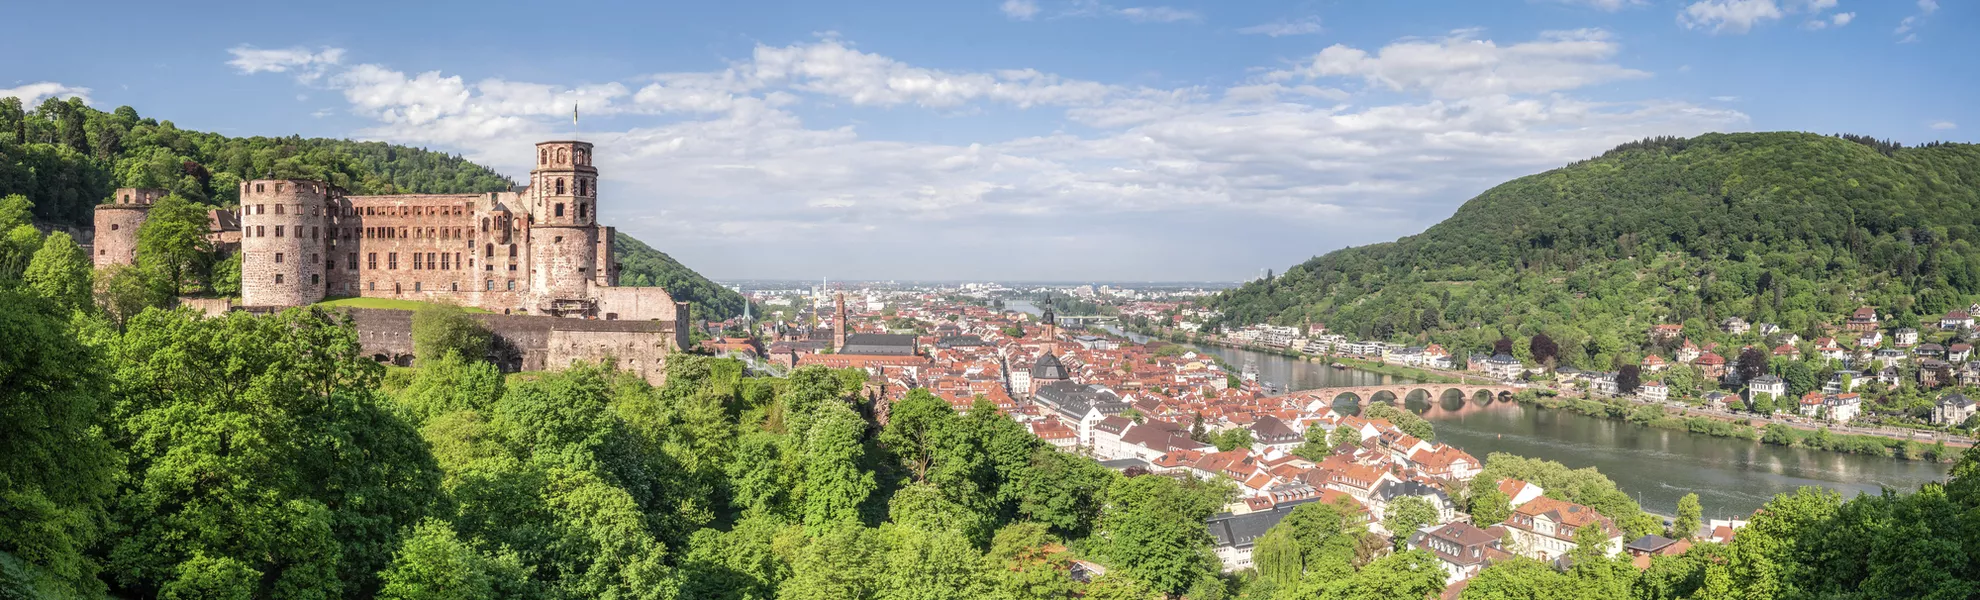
[1197,344,1952,517]
[1004,299,1952,515]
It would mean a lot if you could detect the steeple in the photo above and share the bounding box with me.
[833,292,848,352]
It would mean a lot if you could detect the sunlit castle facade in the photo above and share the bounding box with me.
[235,140,680,321]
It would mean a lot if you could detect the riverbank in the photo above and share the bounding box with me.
[1124,326,1483,384]
[1514,390,1963,462]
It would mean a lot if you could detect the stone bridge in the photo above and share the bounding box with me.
[1283,384,1522,408]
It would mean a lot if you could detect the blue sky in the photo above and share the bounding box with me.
[1,0,1971,281]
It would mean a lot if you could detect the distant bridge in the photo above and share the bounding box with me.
[1051,314,1117,323]
[1282,384,1522,408]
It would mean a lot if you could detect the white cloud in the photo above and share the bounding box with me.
[227,45,345,81]
[1931,121,1957,130]
[1269,29,1651,99]
[1112,6,1199,22]
[1679,0,1784,33]
[1000,0,1039,20]
[1895,0,1937,41]
[1238,17,1323,37]
[1548,0,1648,11]
[0,82,92,106]
[232,32,1742,279]
[1710,95,1740,101]
[1920,0,1939,14]
[1806,10,1854,29]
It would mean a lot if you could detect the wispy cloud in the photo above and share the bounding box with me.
[1931,120,1957,131]
[1547,0,1648,11]
[999,0,1039,20]
[227,45,346,81]
[1681,0,1851,34]
[0,82,92,106]
[1238,17,1323,37]
[1895,0,1939,42]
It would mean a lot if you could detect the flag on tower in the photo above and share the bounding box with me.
[573,102,579,126]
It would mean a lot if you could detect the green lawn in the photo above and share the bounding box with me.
[313,296,493,313]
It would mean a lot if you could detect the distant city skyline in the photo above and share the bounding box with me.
[2,0,1971,280]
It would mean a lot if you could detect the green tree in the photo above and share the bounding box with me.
[1099,475,1222,597]
[1381,497,1438,546]
[22,231,90,310]
[376,519,493,600]
[1213,427,1254,452]
[132,193,210,295]
[1331,425,1364,451]
[395,350,504,424]
[1468,486,1512,525]
[881,389,956,482]
[1672,493,1702,540]
[798,401,876,528]
[1365,403,1434,441]
[983,522,1078,600]
[412,302,492,364]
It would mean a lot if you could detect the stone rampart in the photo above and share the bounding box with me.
[336,307,679,384]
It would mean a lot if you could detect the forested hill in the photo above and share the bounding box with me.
[0,95,745,320]
[616,235,748,320]
[1209,132,1980,366]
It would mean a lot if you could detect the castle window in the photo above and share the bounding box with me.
[481,217,489,232]
[556,148,567,164]
[275,183,285,193]
[441,253,450,270]
[122,194,130,202]
[255,204,264,215]
[276,204,285,215]
[348,253,357,270]
[509,244,517,258]
[311,253,319,264]
[311,226,319,239]
[509,264,516,271]
[256,225,265,237]
[369,282,375,290]
[388,253,398,270]
[399,227,408,238]
[412,254,422,270]
[555,179,565,195]
[578,203,587,219]
[540,149,547,164]
[455,252,462,269]
[451,282,458,291]
[577,179,587,196]
[275,274,283,284]
[311,274,320,285]
[275,253,284,264]
[275,226,284,238]
[427,252,436,269]
[554,236,563,243]
[256,184,265,193]
[507,279,516,290]
[579,267,587,274]
[555,203,565,217]
[99,249,105,255]
[485,243,494,257]
[395,283,401,294]
[414,282,421,291]
[487,280,495,291]
[110,224,117,231]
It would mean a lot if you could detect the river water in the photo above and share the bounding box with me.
[1005,300,1951,515]
[1195,344,1952,517]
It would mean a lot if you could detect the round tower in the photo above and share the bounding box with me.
[239,179,331,307]
[528,141,600,312]
[91,187,164,268]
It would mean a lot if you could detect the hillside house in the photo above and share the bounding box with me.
[1502,497,1625,561]
[1748,375,1788,402]
[1847,307,1880,332]
[1895,328,1920,347]
[1409,522,1512,585]
[1638,381,1669,403]
[1721,317,1750,335]
[1944,310,1974,330]
[1934,392,1977,426]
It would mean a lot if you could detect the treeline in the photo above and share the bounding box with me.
[1516,391,1955,461]
[1209,132,1980,370]
[0,96,512,227]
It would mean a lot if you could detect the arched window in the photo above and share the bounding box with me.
[556,148,567,164]
[485,243,493,257]
[481,217,489,232]
[555,178,565,195]
[540,149,547,164]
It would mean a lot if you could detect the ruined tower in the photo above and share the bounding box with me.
[528,140,601,315]
[240,179,331,307]
[92,187,164,269]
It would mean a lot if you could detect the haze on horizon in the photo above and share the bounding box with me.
[2,0,1971,281]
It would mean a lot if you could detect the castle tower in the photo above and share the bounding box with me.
[833,292,849,351]
[240,179,331,307]
[92,187,164,268]
[1039,298,1058,355]
[528,141,600,314]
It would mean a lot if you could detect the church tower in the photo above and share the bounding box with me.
[833,292,849,351]
[1039,297,1058,355]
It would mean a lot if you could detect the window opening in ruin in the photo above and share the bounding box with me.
[275,274,283,284]
[311,274,320,285]
[274,253,284,264]
[507,280,515,290]
[275,226,284,238]
[555,179,566,195]
[555,203,565,217]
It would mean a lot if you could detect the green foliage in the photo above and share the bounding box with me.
[1381,497,1438,545]
[1212,427,1254,452]
[411,303,491,365]
[1330,425,1363,451]
[1476,453,1659,537]
[133,193,210,295]
[376,519,494,600]
[1209,133,1980,369]
[22,231,89,310]
[0,288,117,596]
[1364,403,1434,441]
[1672,493,1702,540]
[1467,486,1513,526]
[1099,475,1224,597]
